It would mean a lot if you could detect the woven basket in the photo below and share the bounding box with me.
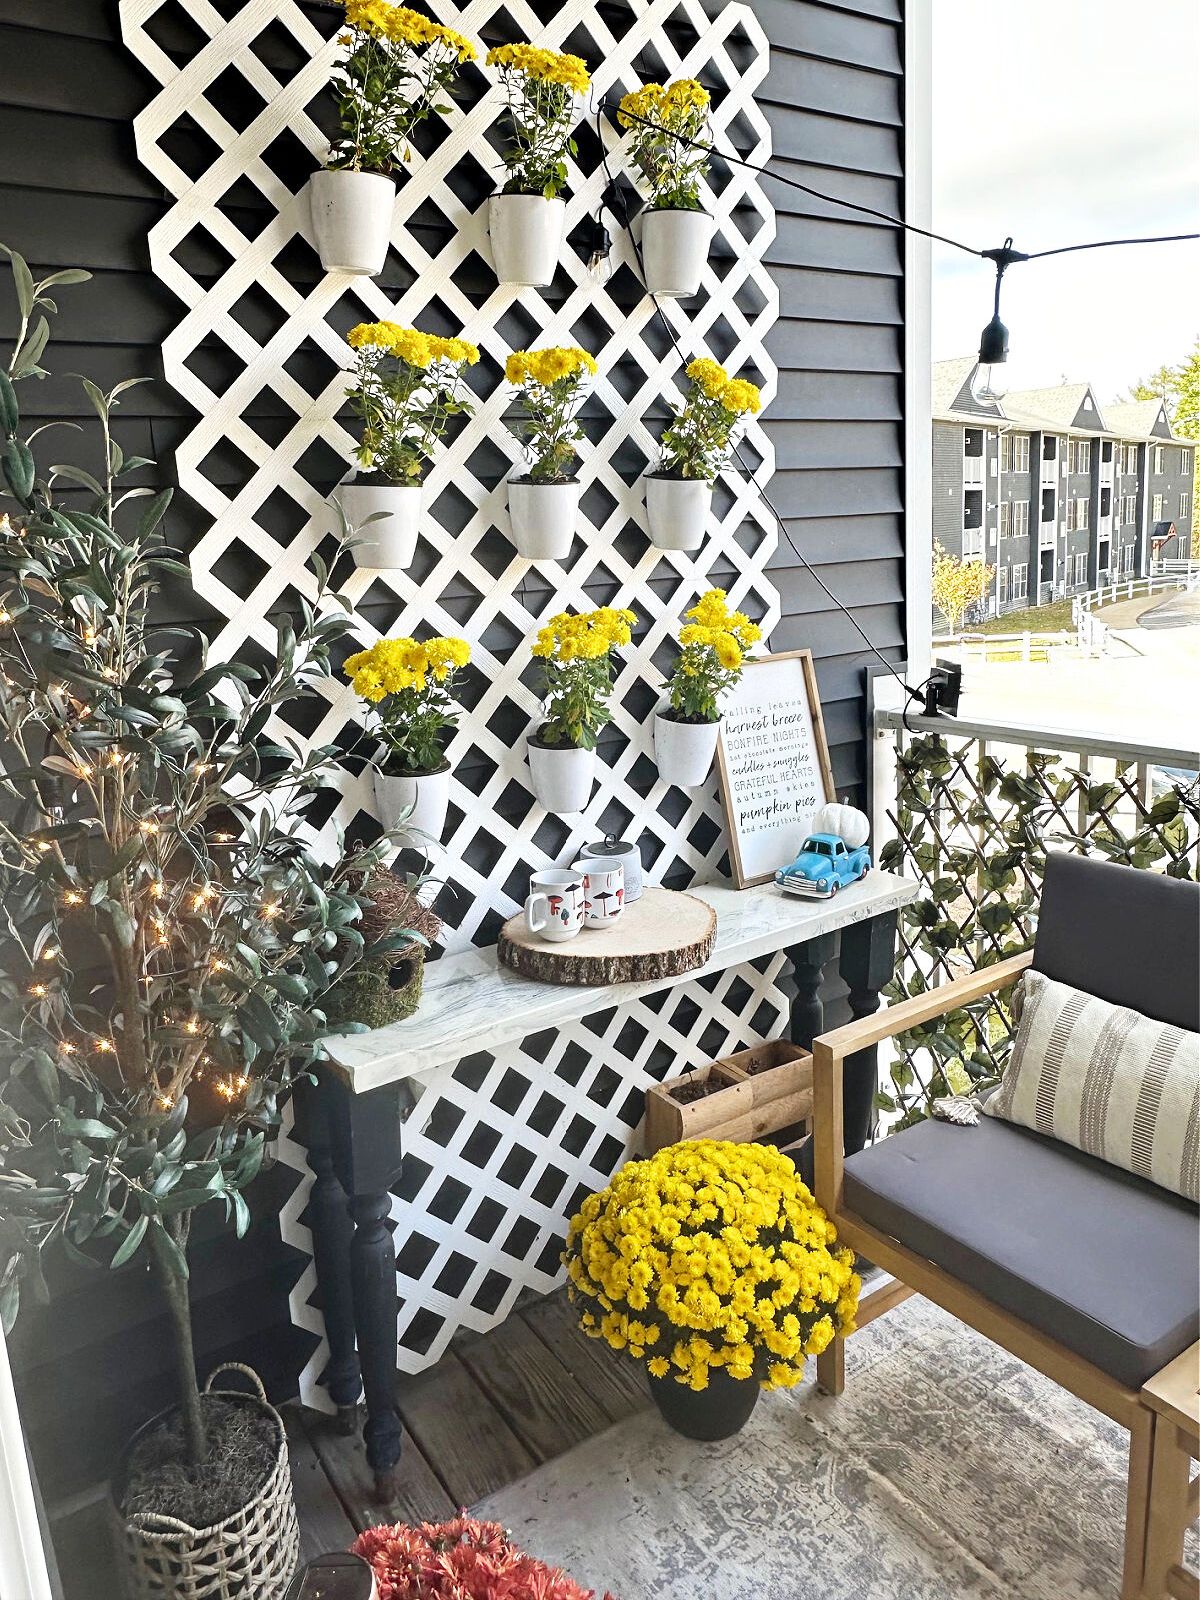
[113,1364,300,1600]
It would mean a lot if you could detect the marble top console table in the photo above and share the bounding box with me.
[292,871,918,1496]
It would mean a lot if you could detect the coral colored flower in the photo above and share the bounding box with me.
[352,1517,616,1599]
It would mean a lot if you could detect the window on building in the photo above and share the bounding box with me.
[1013,563,1028,600]
[1014,435,1029,473]
[1000,434,1012,473]
[1078,498,1090,529]
[1120,544,1135,574]
[1078,441,1091,473]
[1181,492,1191,520]
[1153,445,1164,474]
[1120,443,1138,475]
[1152,493,1164,520]
[998,502,1011,538]
[1013,500,1029,538]
[1074,553,1087,586]
[997,566,1008,605]
[1123,493,1136,524]
[1067,439,1077,473]
[1181,447,1192,476]
[1065,498,1076,532]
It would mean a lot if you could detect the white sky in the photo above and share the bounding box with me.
[931,0,1200,403]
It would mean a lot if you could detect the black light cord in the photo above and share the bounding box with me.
[593,107,926,713]
[602,97,1200,265]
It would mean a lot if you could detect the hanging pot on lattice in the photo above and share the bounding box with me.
[309,170,395,277]
[488,193,566,287]
[645,473,711,551]
[528,735,596,815]
[507,478,579,560]
[653,709,720,788]
[337,481,422,570]
[640,208,714,298]
[112,1364,299,1600]
[373,761,451,841]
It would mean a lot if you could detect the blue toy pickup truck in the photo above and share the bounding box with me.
[774,832,871,898]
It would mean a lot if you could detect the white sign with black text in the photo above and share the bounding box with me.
[716,650,835,888]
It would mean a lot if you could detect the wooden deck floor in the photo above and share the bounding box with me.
[285,1288,650,1559]
[50,1289,649,1595]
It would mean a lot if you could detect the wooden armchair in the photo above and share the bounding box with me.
[811,853,1200,1600]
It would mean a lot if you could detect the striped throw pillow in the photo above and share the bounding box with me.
[984,970,1200,1202]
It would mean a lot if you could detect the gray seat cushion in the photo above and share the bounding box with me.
[844,1113,1200,1389]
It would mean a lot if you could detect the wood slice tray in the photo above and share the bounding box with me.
[497,887,717,986]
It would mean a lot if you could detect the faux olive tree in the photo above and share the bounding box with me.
[0,249,403,1467]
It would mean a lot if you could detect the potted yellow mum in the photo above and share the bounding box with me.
[312,1,475,276]
[344,633,471,838]
[655,589,761,788]
[527,606,636,813]
[504,346,597,560]
[618,78,713,298]
[565,1140,859,1439]
[486,44,590,286]
[339,321,478,569]
[647,357,763,551]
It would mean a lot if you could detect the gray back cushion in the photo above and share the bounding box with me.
[1034,852,1200,1031]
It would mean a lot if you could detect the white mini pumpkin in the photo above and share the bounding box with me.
[813,800,870,849]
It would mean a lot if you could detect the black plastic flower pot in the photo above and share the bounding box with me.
[648,1366,759,1440]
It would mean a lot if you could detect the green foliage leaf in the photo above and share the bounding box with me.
[2,438,35,502]
[0,371,18,436]
[110,1214,148,1268]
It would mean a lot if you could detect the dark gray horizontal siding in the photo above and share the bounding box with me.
[760,0,905,797]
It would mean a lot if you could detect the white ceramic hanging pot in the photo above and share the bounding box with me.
[309,169,395,276]
[338,482,421,570]
[527,737,596,815]
[373,763,451,841]
[645,474,712,552]
[653,711,721,788]
[640,208,714,298]
[507,479,580,561]
[488,193,567,287]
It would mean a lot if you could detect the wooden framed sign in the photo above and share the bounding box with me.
[715,650,836,888]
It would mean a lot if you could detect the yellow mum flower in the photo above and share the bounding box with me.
[686,356,727,400]
[715,635,742,671]
[720,377,762,416]
[346,322,395,351]
[487,43,590,93]
[507,346,597,388]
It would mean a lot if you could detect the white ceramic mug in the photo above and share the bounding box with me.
[572,859,625,928]
[525,869,584,942]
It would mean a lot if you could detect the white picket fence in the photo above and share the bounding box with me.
[1073,574,1191,656]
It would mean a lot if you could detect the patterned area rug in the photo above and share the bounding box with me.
[475,1293,1144,1599]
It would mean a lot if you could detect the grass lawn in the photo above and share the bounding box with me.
[962,600,1075,636]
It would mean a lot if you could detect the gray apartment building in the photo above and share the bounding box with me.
[932,358,1194,618]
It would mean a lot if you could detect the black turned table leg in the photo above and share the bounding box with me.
[838,908,900,1157]
[293,1077,361,1433]
[326,1076,407,1500]
[788,930,836,1050]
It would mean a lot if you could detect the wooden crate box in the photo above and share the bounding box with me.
[643,1040,813,1154]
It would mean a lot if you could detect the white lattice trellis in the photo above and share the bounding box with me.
[120,0,783,1390]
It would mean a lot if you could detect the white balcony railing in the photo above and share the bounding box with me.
[962,456,984,486]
